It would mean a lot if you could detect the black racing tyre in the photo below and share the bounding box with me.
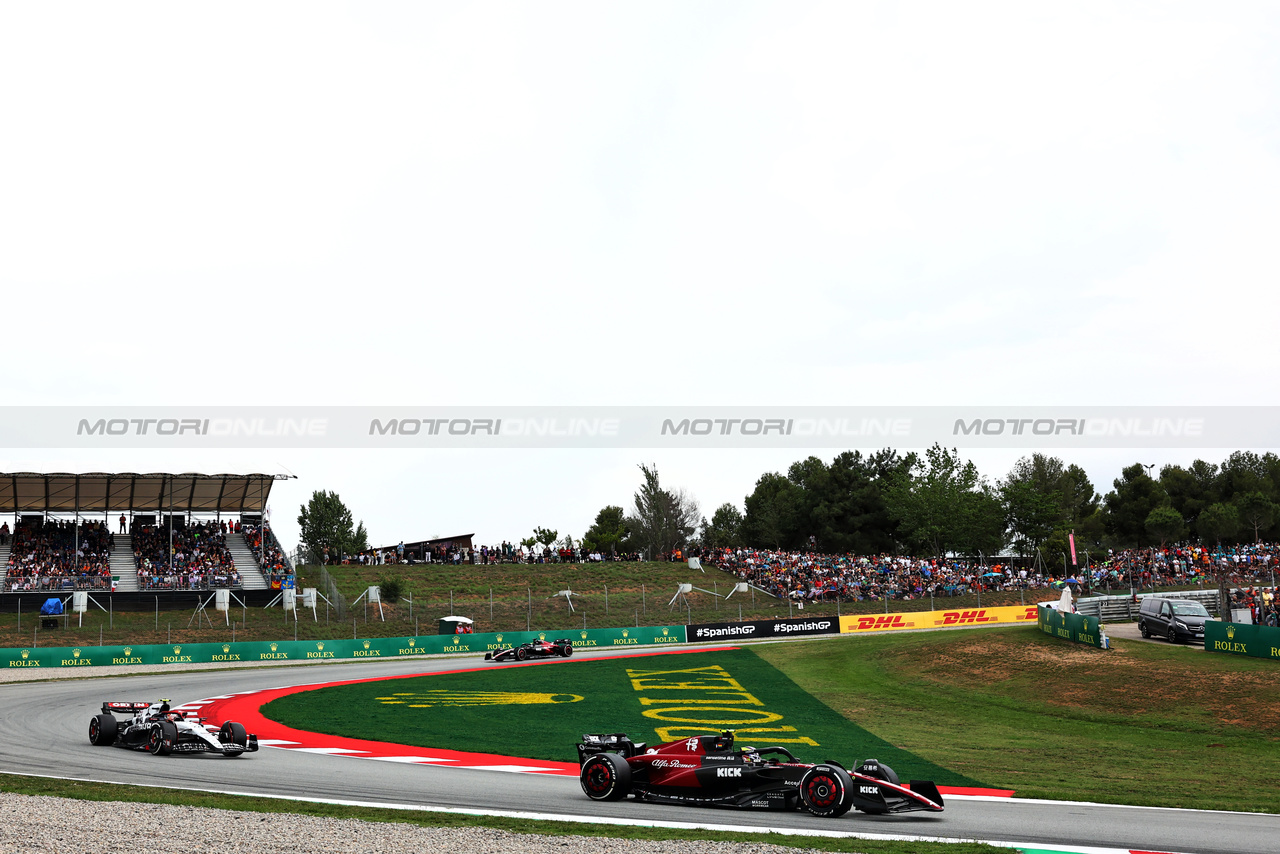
[1139,620,1150,638]
[89,714,117,746]
[800,765,854,817]
[562,644,573,658]
[515,647,528,661]
[148,721,177,756]
[220,721,248,747]
[580,753,631,801]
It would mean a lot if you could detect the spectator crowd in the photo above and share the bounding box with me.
[4,519,113,592]
[132,520,241,591]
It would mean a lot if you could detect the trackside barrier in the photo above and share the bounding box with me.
[1204,620,1280,661]
[1036,604,1109,649]
[688,617,839,642]
[839,604,1039,634]
[0,625,688,669]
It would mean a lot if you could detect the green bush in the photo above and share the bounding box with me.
[377,574,404,603]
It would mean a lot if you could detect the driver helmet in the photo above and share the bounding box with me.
[158,701,171,713]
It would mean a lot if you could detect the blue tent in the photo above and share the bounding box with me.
[41,598,63,616]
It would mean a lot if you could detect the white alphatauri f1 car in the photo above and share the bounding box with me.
[88,700,258,757]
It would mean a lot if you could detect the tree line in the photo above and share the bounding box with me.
[292,448,1280,566]
[580,448,1280,562]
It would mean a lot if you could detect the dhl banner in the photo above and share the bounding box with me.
[839,604,1040,634]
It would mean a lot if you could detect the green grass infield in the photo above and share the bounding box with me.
[261,646,982,787]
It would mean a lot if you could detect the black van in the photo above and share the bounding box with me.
[1137,597,1210,643]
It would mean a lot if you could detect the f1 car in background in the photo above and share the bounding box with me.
[577,730,944,818]
[485,637,573,662]
[88,700,259,757]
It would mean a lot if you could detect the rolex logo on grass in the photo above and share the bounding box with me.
[373,691,584,708]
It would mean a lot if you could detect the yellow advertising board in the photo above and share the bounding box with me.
[839,604,1040,634]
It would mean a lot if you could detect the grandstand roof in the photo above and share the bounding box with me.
[0,473,290,514]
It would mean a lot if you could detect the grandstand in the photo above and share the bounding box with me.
[0,472,293,609]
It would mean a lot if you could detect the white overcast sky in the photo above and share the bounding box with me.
[2,2,1278,553]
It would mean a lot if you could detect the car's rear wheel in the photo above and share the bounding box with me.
[516,647,528,661]
[89,714,117,746]
[148,721,177,756]
[800,765,853,817]
[580,753,630,801]
[562,644,573,657]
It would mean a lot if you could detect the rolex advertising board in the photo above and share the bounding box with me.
[1036,604,1109,649]
[1,625,688,669]
[1205,620,1280,661]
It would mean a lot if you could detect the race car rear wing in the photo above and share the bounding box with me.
[578,732,647,763]
[101,702,152,714]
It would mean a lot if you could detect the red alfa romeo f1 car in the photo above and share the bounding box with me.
[577,731,944,818]
[484,637,573,662]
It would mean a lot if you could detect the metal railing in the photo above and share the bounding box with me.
[318,567,346,619]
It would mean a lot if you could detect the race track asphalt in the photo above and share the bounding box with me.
[1,646,1276,854]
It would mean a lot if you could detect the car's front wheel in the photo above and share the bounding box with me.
[148,722,177,756]
[515,647,528,661]
[581,753,630,801]
[800,765,853,817]
[220,721,248,756]
[1167,626,1179,644]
